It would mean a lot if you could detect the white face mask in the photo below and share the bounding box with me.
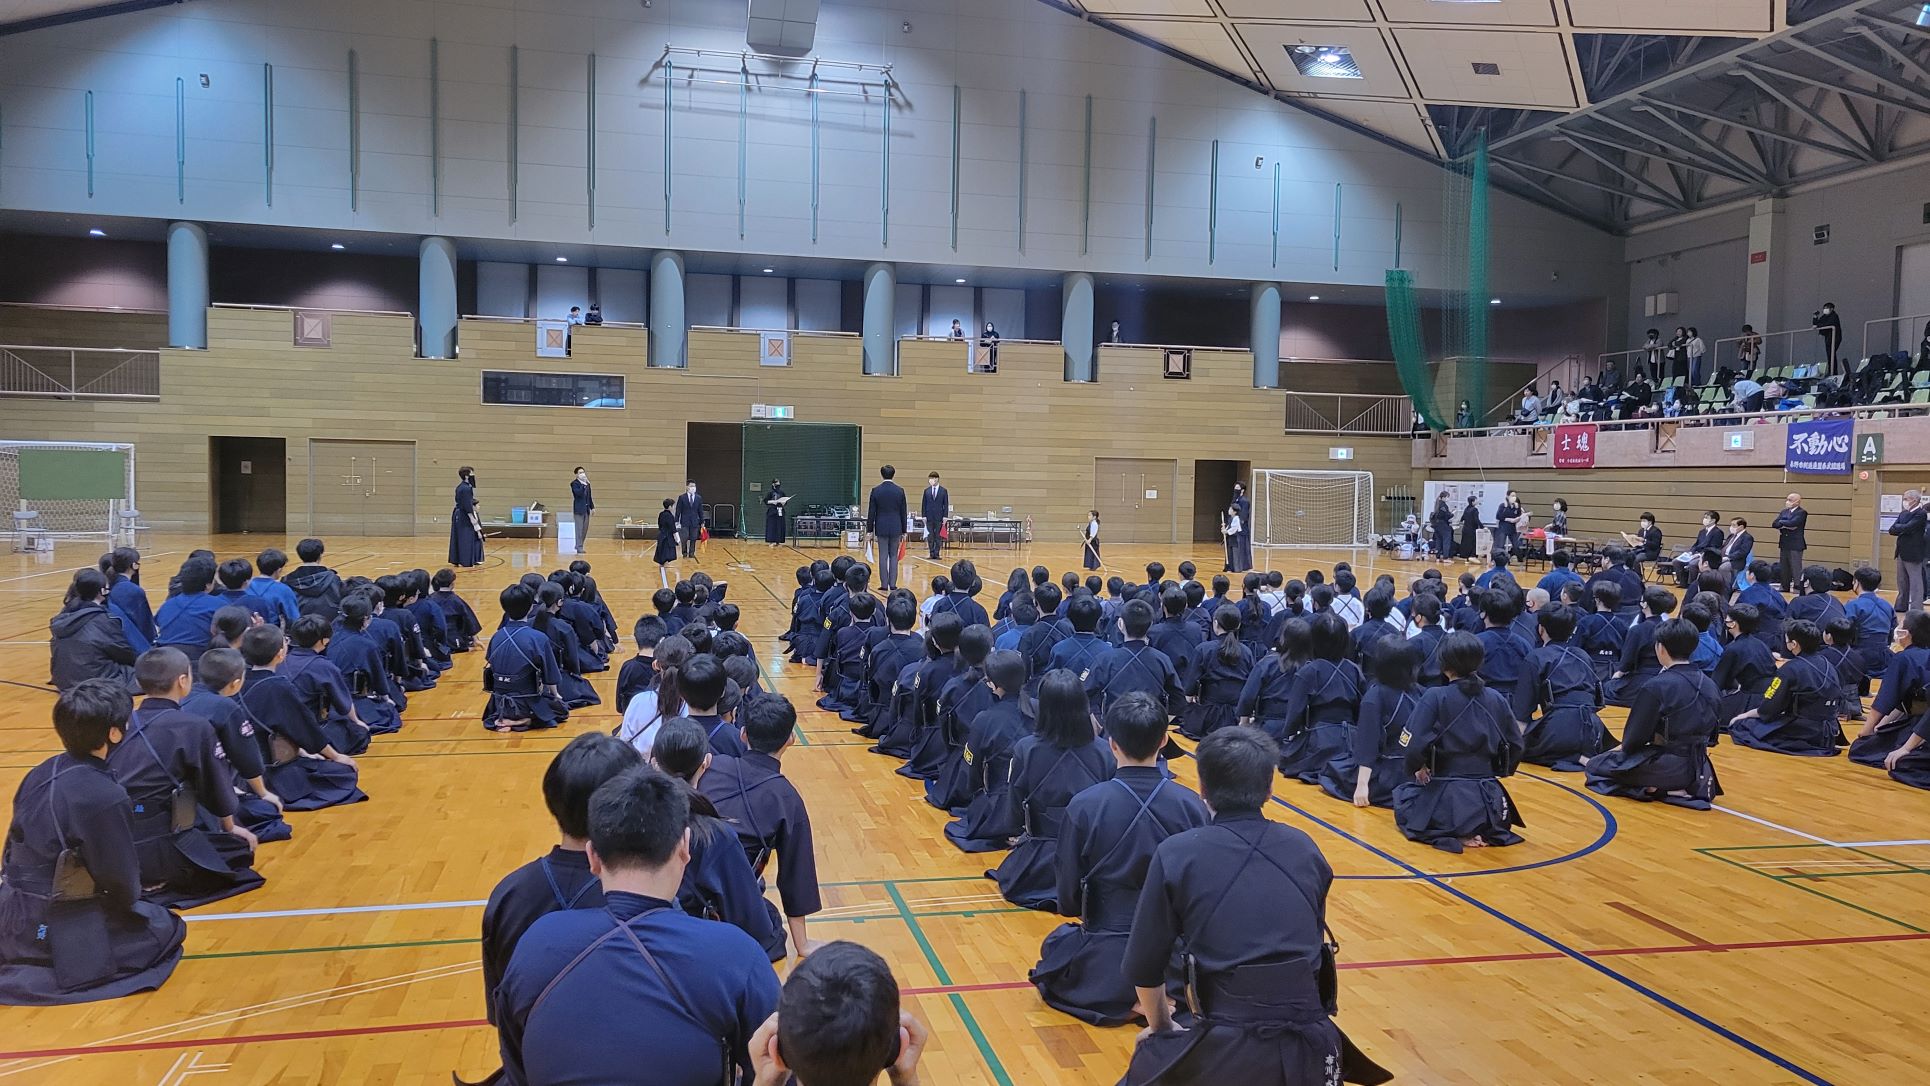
[687,486,696,496]
[576,472,587,481]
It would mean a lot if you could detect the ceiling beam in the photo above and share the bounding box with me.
[1556,137,1690,209]
[1733,64,1879,160]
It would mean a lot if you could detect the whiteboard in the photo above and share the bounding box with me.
[1422,480,1513,527]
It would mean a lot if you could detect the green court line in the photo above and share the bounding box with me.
[1697,848,1926,933]
[185,936,474,961]
[1845,845,1930,874]
[883,882,1015,1086]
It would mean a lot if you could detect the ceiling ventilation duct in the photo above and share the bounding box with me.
[746,0,819,56]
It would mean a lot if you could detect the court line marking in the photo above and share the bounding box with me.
[185,899,488,922]
[1172,747,1840,1086]
[1711,804,1841,846]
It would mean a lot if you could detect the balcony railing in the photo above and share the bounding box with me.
[1284,393,1413,435]
[0,345,160,401]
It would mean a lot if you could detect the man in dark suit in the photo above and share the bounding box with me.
[1891,488,1927,614]
[1772,492,1807,590]
[1720,517,1754,577]
[867,465,908,592]
[569,467,594,556]
[921,473,950,560]
[674,481,703,559]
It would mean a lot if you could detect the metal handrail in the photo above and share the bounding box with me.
[1711,323,1832,375]
[899,334,1060,345]
[1434,398,1925,441]
[0,301,164,314]
[462,314,649,329]
[690,325,859,337]
[0,345,160,401]
[212,302,413,317]
[1482,354,1587,423]
[1284,392,1413,435]
[1864,312,1930,360]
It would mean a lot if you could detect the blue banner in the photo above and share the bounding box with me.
[1784,418,1853,474]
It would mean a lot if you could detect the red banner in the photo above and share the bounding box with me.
[1552,423,1597,469]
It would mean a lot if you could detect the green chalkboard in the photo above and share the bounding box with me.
[17,448,128,501]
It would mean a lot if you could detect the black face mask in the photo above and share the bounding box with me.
[468,475,480,488]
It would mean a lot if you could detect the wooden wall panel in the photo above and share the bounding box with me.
[0,307,167,349]
[0,310,1414,541]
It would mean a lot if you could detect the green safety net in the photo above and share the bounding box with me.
[740,422,863,528]
[1388,130,1491,430]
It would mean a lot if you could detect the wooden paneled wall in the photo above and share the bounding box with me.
[0,309,1414,541]
[0,307,167,349]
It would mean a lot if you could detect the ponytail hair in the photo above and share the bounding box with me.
[1437,630,1487,697]
[652,635,693,722]
[1215,606,1243,666]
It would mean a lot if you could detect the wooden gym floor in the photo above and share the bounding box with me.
[1,533,1928,1085]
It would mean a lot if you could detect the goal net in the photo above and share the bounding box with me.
[1252,469,1374,556]
[0,441,138,544]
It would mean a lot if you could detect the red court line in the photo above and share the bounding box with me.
[10,929,1930,1062]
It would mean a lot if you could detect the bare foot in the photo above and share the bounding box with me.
[1463,836,1490,849]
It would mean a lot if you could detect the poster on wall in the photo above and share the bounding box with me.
[1784,418,1853,474]
[1551,423,1597,469]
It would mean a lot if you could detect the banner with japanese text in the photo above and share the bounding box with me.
[1551,423,1597,469]
[1784,418,1853,474]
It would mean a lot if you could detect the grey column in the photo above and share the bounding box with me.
[418,236,458,359]
[1062,271,1095,382]
[862,262,896,375]
[1251,281,1282,389]
[166,221,209,349]
[650,250,686,368]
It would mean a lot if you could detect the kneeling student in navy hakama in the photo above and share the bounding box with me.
[1727,620,1844,757]
[476,732,639,1084]
[1324,638,1424,808]
[184,649,291,844]
[1393,632,1527,853]
[530,582,601,710]
[989,670,1118,911]
[926,625,998,810]
[1512,606,1613,772]
[430,568,483,653]
[1712,604,1778,732]
[107,648,264,909]
[326,593,402,735]
[0,680,188,1006]
[899,616,966,781]
[280,615,374,755]
[700,694,825,960]
[1584,618,1724,809]
[235,626,366,810]
[1849,612,1930,767]
[1031,693,1209,1026]
[648,718,784,961]
[1604,587,1676,708]
[1181,608,1253,740]
[1275,613,1364,784]
[1118,727,1390,1086]
[482,584,569,733]
[944,651,1033,852]
[493,766,780,1086]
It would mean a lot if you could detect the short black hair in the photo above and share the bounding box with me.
[240,624,286,667]
[1146,561,1166,582]
[1854,566,1883,592]
[545,733,643,839]
[886,593,917,631]
[744,693,799,754]
[1104,692,1168,761]
[500,583,535,621]
[776,941,902,1086]
[930,613,963,652]
[198,646,246,691]
[958,623,994,667]
[296,538,326,563]
[1784,619,1822,654]
[290,614,332,648]
[1538,605,1577,642]
[1655,618,1699,661]
[1552,550,1570,568]
[1195,727,1275,814]
[849,593,877,622]
[1032,582,1063,615]
[68,567,107,602]
[680,653,727,711]
[216,557,252,590]
[1067,594,1102,633]
[1121,598,1154,638]
[986,649,1027,694]
[1641,586,1677,617]
[634,615,667,650]
[135,647,191,694]
[256,547,288,576]
[587,766,689,871]
[1370,637,1420,688]
[54,678,131,757]
[1591,582,1623,611]
[1438,630,1485,681]
[880,464,896,479]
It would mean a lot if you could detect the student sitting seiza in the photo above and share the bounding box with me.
[325,593,402,735]
[1030,693,1209,1027]
[1849,612,1930,767]
[1584,619,1724,809]
[989,669,1118,912]
[1393,631,1526,854]
[648,717,783,960]
[943,650,1034,853]
[1727,619,1845,757]
[236,625,367,811]
[530,581,602,710]
[1512,605,1613,772]
[0,680,188,1006]
[481,584,569,733]
[699,694,824,961]
[279,615,374,755]
[429,567,483,653]
[107,648,264,909]
[183,648,291,844]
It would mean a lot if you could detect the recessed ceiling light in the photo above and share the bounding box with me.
[330,243,345,250]
[1308,295,1320,301]
[955,278,967,284]
[555,256,568,263]
[1490,298,1502,305]
[87,228,105,237]
[1471,62,1501,76]
[1288,45,1362,80]
[762,268,774,274]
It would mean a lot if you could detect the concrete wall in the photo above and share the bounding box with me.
[0,0,1624,303]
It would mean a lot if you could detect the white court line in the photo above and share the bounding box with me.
[0,551,179,585]
[184,897,487,923]
[1710,804,1842,846]
[1832,839,1930,848]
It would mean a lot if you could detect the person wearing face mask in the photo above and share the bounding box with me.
[1677,510,1727,586]
[569,467,594,556]
[921,474,950,560]
[0,678,188,1005]
[978,322,1001,373]
[674,481,704,560]
[763,479,790,547]
[449,466,483,569]
[1813,302,1843,376]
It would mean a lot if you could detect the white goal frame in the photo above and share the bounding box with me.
[0,440,139,545]
[1251,468,1374,560]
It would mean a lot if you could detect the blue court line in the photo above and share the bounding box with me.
[1257,779,1835,1085]
[1332,771,1618,881]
